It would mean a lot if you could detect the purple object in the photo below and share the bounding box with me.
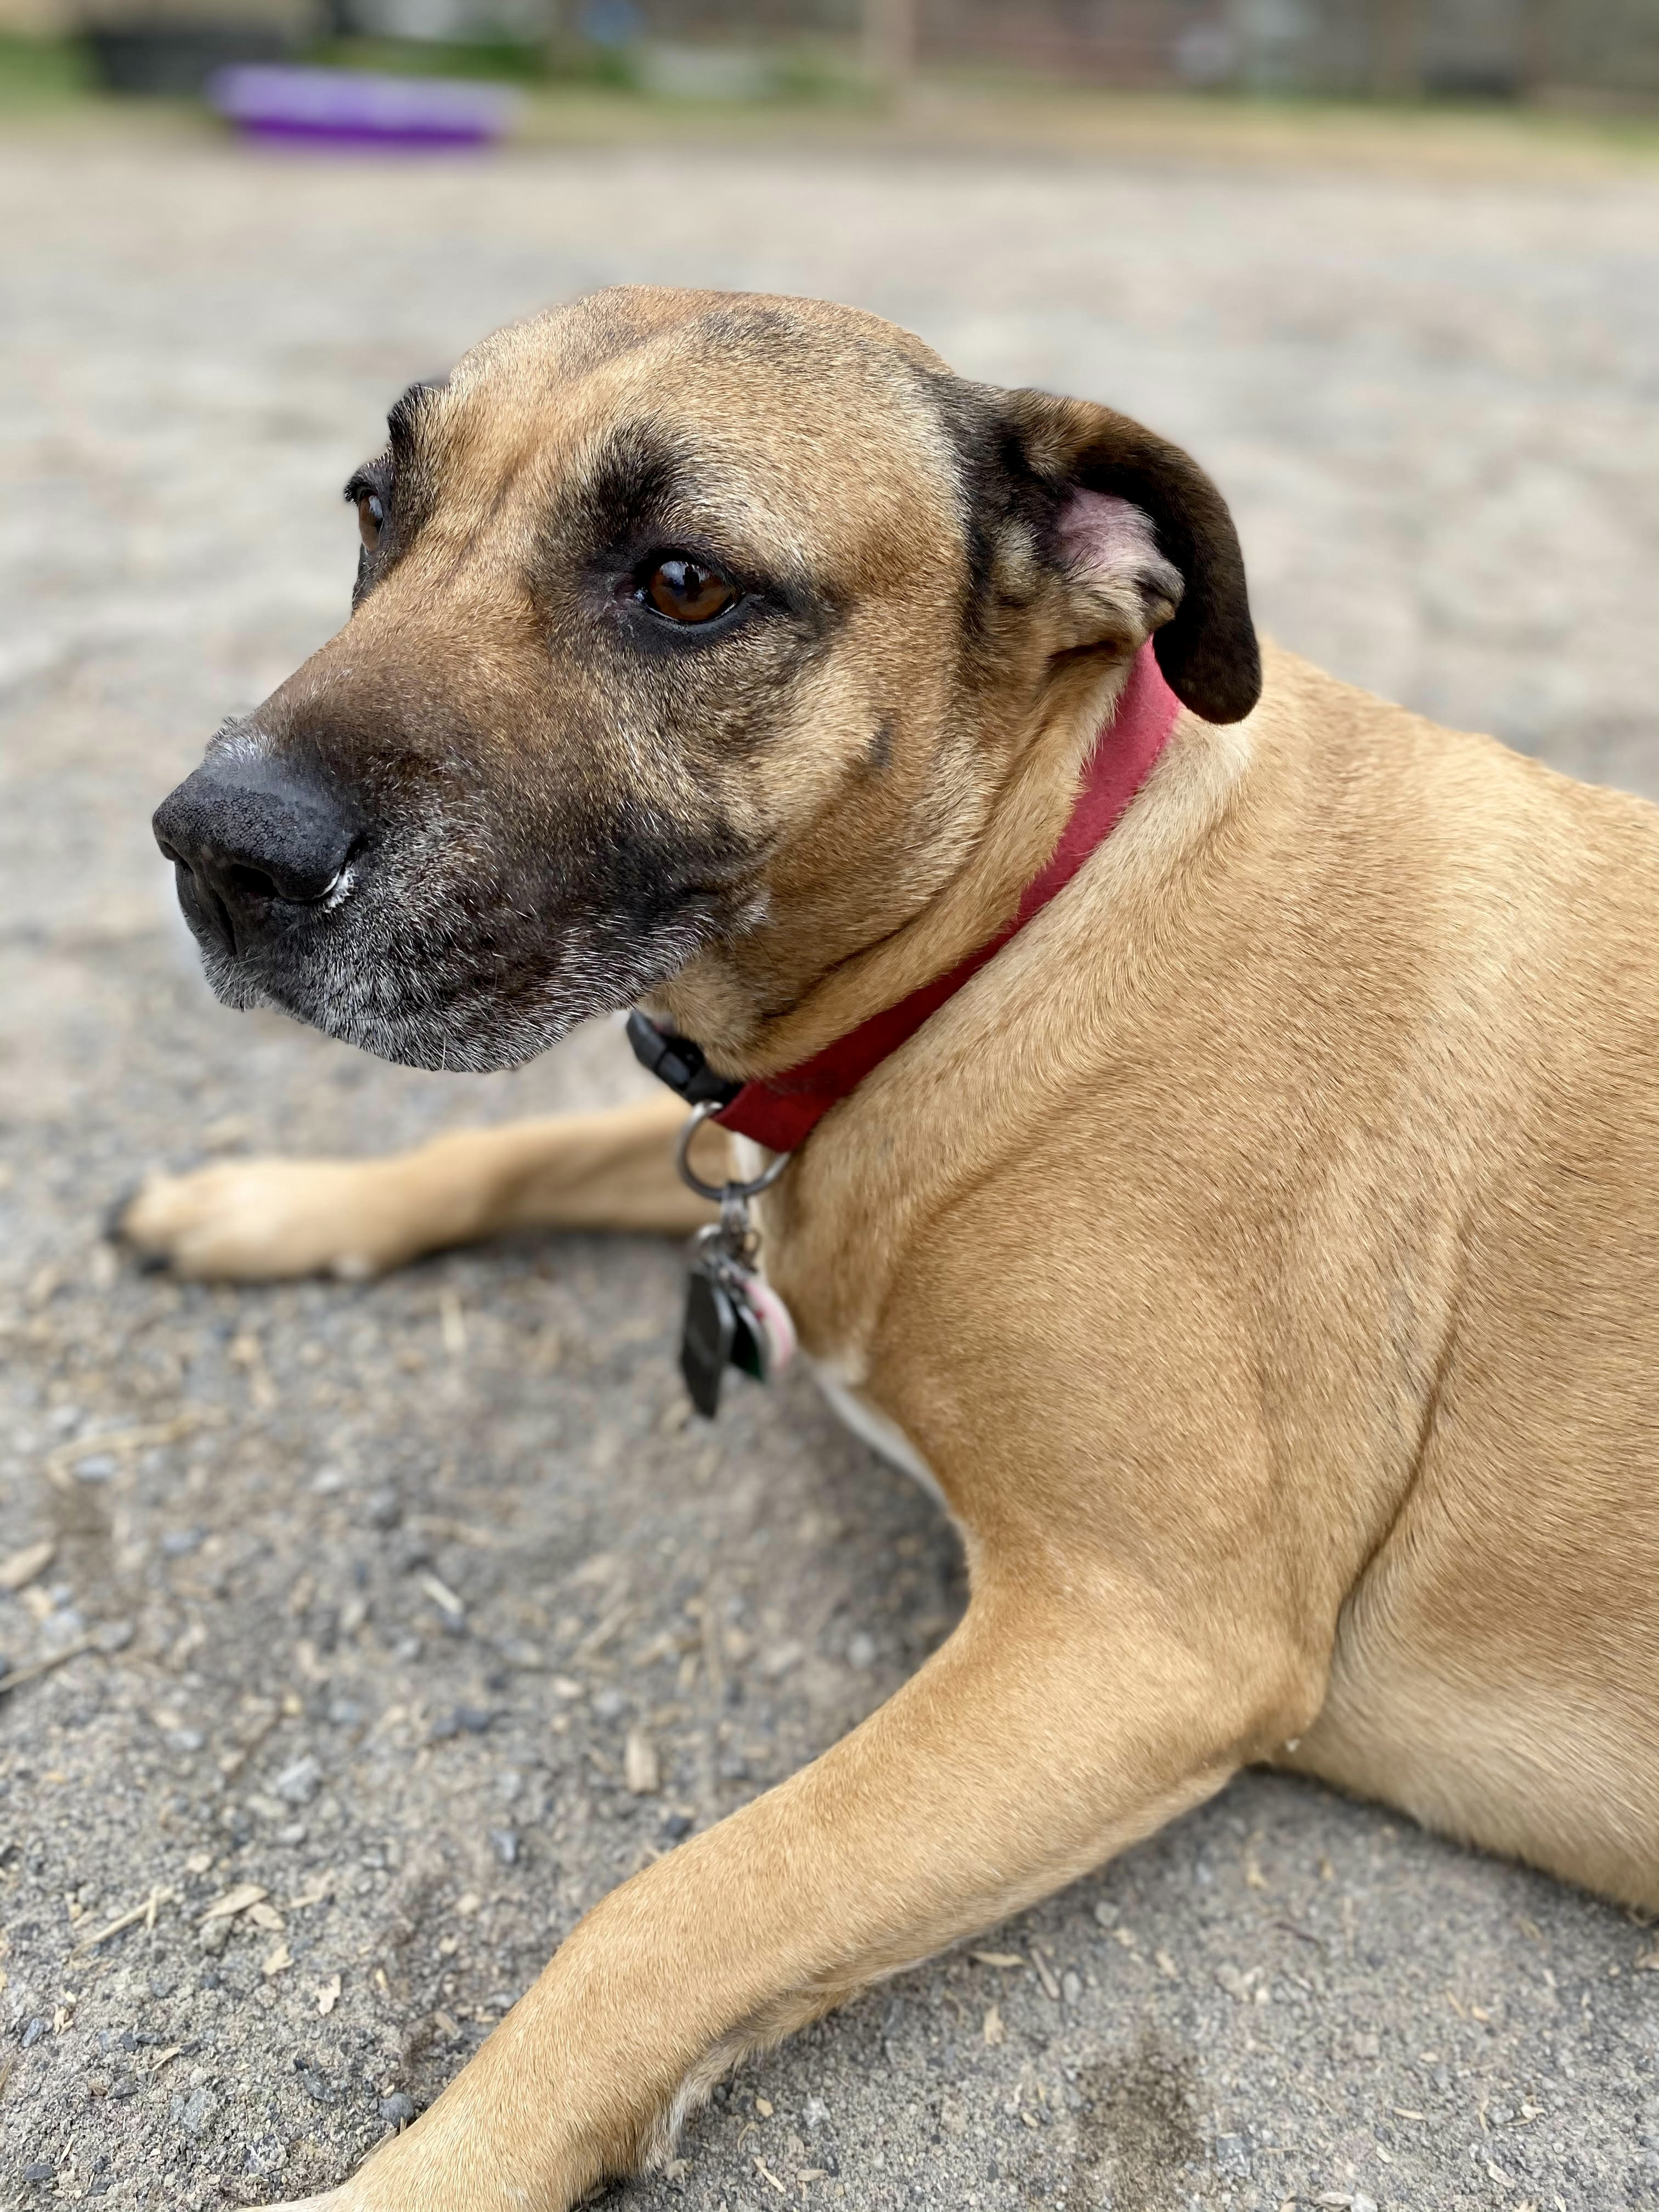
[207,64,521,149]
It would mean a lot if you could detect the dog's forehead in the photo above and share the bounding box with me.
[420,289,965,565]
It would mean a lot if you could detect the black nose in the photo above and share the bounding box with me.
[153,758,361,959]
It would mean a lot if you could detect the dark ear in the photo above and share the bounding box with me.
[1002,389,1260,725]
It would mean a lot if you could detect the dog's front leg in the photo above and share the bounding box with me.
[267,1571,1314,2212]
[117,1094,721,1279]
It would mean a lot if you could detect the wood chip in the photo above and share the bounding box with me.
[0,1540,55,1592]
[1029,1950,1062,2000]
[417,1571,465,1621]
[199,1881,268,1924]
[262,1941,292,1977]
[42,1411,213,1481]
[146,2045,184,2075]
[969,1952,1025,1970]
[753,2157,788,2195]
[287,1877,334,1910]
[624,1728,661,1796]
[982,2003,1006,2046]
[574,1600,633,1664]
[316,1976,342,2016]
[247,1902,285,1933]
[74,1886,173,1953]
[0,1637,92,1697]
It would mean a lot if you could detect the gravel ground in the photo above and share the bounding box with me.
[3,112,1659,2212]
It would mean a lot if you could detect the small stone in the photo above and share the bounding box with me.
[22,2164,55,2184]
[93,1618,136,1654]
[380,2092,416,2127]
[1061,1971,1082,2005]
[1214,2133,1250,2176]
[198,1918,232,1955]
[242,2132,288,2175]
[364,1488,402,1531]
[1351,2197,1379,2212]
[273,1753,323,1805]
[661,1810,694,1843]
[73,1453,119,1482]
[179,2087,220,2136]
[489,1828,520,1867]
[845,1632,877,1671]
[161,1529,205,1558]
[21,2018,47,2049]
[592,1686,628,1721]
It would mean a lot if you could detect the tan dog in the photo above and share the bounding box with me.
[123,286,1659,2212]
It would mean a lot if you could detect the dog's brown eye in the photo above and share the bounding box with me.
[357,493,385,551]
[645,558,735,625]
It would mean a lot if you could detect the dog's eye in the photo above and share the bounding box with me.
[643,557,735,625]
[357,493,385,551]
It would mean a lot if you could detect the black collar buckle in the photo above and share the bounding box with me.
[626,1009,743,1110]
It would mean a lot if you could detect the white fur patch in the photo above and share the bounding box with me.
[809,1363,947,1509]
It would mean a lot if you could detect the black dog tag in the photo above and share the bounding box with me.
[681,1262,737,1418]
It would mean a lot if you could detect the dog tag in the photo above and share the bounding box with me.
[730,1270,797,1383]
[681,1261,738,1418]
[672,1104,797,1419]
[680,1247,798,1416]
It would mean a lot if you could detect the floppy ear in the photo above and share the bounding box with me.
[1003,389,1261,726]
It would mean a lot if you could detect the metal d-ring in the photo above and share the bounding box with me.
[674,1099,792,1206]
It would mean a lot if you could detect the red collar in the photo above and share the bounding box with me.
[630,641,1182,1155]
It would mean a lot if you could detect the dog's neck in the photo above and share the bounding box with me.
[648,647,1183,1086]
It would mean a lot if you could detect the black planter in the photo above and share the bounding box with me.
[83,22,292,94]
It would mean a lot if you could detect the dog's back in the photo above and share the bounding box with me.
[802,640,1659,1906]
[1262,653,1659,1903]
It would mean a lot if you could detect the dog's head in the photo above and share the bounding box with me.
[154,287,1256,1073]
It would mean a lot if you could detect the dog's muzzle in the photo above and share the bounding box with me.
[153,755,364,962]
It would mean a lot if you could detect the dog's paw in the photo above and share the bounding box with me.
[115,1160,411,1282]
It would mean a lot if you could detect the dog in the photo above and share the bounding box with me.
[122,285,1659,2212]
